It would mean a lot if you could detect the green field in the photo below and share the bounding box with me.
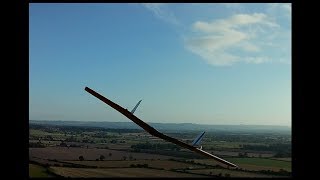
[29,129,66,139]
[30,129,50,136]
[225,157,291,172]
[29,164,53,177]
[270,157,291,162]
[191,157,291,172]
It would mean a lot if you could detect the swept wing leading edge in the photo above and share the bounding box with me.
[84,86,237,168]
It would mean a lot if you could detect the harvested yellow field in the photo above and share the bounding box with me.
[30,147,175,161]
[65,159,205,170]
[50,167,209,177]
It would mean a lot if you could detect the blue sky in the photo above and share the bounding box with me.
[29,3,291,126]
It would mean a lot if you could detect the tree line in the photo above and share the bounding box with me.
[131,142,181,151]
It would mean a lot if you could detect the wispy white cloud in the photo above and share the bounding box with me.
[221,3,241,9]
[220,3,245,13]
[244,56,271,64]
[240,42,261,52]
[140,4,291,66]
[142,3,180,25]
[266,3,291,65]
[185,13,280,66]
[267,3,291,19]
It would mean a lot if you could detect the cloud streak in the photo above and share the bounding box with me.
[185,13,282,66]
[142,3,180,25]
[267,3,291,18]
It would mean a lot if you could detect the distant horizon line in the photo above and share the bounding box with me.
[29,119,291,127]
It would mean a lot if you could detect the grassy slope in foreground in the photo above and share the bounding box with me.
[29,164,53,177]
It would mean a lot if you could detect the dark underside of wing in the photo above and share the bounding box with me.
[84,86,237,168]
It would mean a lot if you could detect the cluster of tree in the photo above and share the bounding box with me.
[30,123,147,136]
[30,124,61,133]
[108,129,142,133]
[110,139,118,144]
[274,151,291,158]
[64,136,77,142]
[238,152,249,157]
[91,132,109,138]
[59,163,97,168]
[99,155,105,161]
[130,164,149,168]
[226,164,291,177]
[242,143,291,157]
[79,156,84,161]
[96,146,109,149]
[242,144,290,151]
[181,159,224,168]
[204,133,290,144]
[41,135,54,141]
[29,135,39,140]
[59,142,68,147]
[82,139,94,143]
[131,142,181,151]
[71,144,82,147]
[256,169,291,176]
[133,148,201,159]
[206,171,230,177]
[109,139,125,144]
[55,126,105,133]
[95,153,113,159]
[44,160,100,169]
[59,142,83,148]
[29,142,45,148]
[96,139,109,143]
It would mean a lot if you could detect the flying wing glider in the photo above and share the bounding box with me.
[131,100,142,114]
[84,86,237,168]
[192,131,205,150]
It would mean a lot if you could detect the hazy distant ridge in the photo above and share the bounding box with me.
[29,120,290,133]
